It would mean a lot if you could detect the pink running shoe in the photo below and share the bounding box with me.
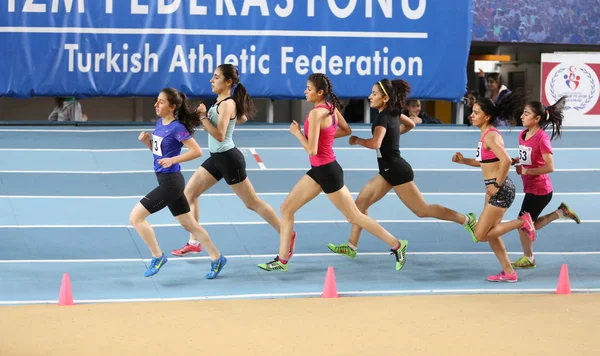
[171,243,202,257]
[487,270,518,282]
[288,232,297,259]
[519,212,536,242]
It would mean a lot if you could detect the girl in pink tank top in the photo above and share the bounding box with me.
[452,91,535,283]
[508,97,580,269]
[258,73,410,273]
[303,101,337,167]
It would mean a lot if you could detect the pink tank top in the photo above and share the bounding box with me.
[475,127,500,163]
[304,103,337,167]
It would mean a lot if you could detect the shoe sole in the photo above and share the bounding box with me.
[171,250,202,257]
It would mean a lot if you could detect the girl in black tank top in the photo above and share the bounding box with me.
[327,78,479,268]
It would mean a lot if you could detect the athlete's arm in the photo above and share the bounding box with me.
[452,152,481,167]
[334,108,352,138]
[172,137,203,164]
[202,100,235,142]
[399,114,415,135]
[522,153,554,176]
[291,109,320,156]
[138,131,152,151]
[236,115,248,125]
[157,136,203,168]
[352,126,386,149]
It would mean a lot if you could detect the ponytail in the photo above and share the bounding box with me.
[478,87,528,127]
[175,92,201,135]
[232,82,256,119]
[527,96,566,140]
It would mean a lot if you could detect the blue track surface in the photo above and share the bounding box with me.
[0,125,598,305]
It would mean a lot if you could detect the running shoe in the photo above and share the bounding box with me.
[258,257,288,272]
[558,202,581,224]
[464,213,478,243]
[487,270,518,282]
[391,240,409,271]
[519,212,536,242]
[144,254,168,277]
[206,255,227,279]
[511,256,536,269]
[327,242,357,259]
[171,243,202,257]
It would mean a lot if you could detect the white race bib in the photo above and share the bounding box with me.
[519,145,532,165]
[475,142,482,162]
[152,134,164,156]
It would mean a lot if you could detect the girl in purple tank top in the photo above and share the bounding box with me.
[452,89,536,282]
[258,73,410,273]
[130,88,224,279]
[509,96,580,269]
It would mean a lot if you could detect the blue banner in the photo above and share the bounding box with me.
[1,0,473,101]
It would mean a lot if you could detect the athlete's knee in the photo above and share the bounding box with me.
[354,196,371,213]
[473,226,489,242]
[411,204,430,218]
[344,208,364,226]
[280,201,295,219]
[243,197,261,212]
[178,216,199,232]
[129,211,145,227]
[184,186,199,202]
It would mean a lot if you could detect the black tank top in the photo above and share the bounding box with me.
[371,110,401,160]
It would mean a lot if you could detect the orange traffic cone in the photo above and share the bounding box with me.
[555,264,572,295]
[58,273,75,306]
[321,266,339,298]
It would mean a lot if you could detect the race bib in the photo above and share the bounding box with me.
[376,148,382,158]
[519,145,532,165]
[152,134,164,156]
[475,142,482,162]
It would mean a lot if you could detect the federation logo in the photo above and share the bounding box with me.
[546,64,599,113]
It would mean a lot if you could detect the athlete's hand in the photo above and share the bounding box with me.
[196,103,207,116]
[517,166,528,176]
[486,184,499,197]
[452,152,464,164]
[158,157,173,168]
[349,136,360,145]
[289,120,301,135]
[139,131,150,142]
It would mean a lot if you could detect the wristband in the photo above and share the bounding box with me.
[484,178,501,188]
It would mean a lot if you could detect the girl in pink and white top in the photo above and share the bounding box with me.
[510,96,580,269]
[258,73,409,272]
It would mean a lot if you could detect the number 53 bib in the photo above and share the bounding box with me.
[518,145,532,165]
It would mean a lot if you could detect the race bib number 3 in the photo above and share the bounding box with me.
[152,135,164,156]
[475,142,482,162]
[519,145,532,165]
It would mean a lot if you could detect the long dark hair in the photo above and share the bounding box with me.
[217,63,256,119]
[307,73,344,114]
[160,88,201,134]
[477,87,528,127]
[377,79,411,116]
[526,97,566,140]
